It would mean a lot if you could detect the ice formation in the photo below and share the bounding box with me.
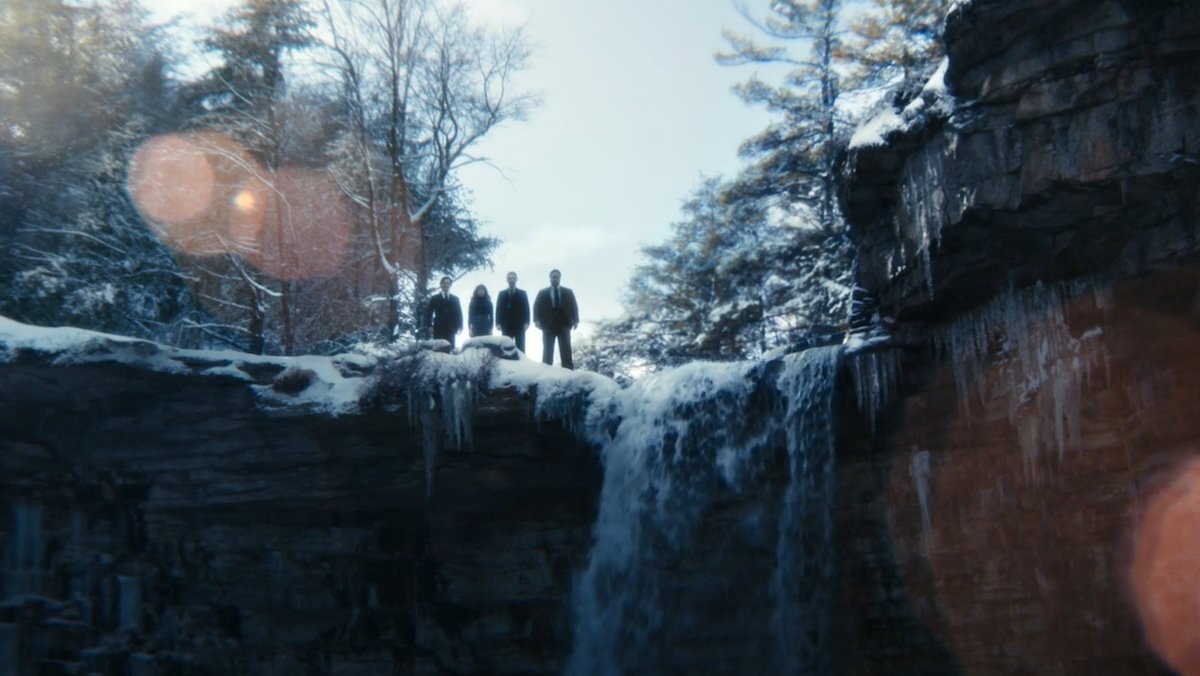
[117,575,141,632]
[395,347,493,496]
[932,280,1109,484]
[910,449,934,556]
[772,346,842,675]
[848,57,956,297]
[566,347,843,674]
[849,347,902,435]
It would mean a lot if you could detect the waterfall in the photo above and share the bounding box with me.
[567,346,842,674]
[772,346,842,675]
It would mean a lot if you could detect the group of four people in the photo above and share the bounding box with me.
[426,269,580,369]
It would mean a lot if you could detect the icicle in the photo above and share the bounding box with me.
[910,449,933,557]
[10,502,43,596]
[0,624,16,676]
[850,348,901,435]
[933,278,1111,485]
[117,575,141,632]
[439,378,474,451]
[421,393,438,498]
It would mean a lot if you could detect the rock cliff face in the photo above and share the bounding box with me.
[844,0,1200,329]
[838,0,1200,674]
[4,1,1200,675]
[0,339,601,674]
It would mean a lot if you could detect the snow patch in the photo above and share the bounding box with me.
[0,316,371,416]
[849,106,904,149]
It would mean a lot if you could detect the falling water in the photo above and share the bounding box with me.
[772,346,842,675]
[567,346,842,674]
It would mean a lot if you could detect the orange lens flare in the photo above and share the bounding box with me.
[1133,457,1200,676]
[128,134,349,280]
[128,132,265,257]
[127,135,215,226]
[239,169,352,280]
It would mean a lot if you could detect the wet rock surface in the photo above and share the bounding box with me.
[836,0,1200,674]
[842,0,1200,330]
[0,357,600,675]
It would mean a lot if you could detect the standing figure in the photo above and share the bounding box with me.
[468,284,494,338]
[495,271,531,352]
[427,276,463,348]
[533,268,580,369]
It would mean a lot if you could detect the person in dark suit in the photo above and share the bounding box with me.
[533,269,579,369]
[495,271,530,353]
[427,276,463,348]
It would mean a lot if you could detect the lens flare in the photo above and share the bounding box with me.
[129,133,350,280]
[233,190,257,212]
[239,169,352,280]
[127,135,215,225]
[1133,457,1200,676]
[228,176,268,256]
[128,132,265,257]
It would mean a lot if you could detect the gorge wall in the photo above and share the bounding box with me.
[837,0,1200,673]
[0,339,602,674]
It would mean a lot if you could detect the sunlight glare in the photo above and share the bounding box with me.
[242,169,352,280]
[233,189,257,212]
[1132,456,1200,676]
[127,135,215,226]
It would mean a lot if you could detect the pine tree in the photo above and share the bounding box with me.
[714,0,855,353]
[838,0,952,89]
[0,0,207,343]
[718,0,846,233]
[589,174,850,375]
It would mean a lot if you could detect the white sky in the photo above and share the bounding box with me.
[146,0,784,353]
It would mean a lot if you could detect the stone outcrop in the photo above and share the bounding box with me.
[843,0,1200,330]
[0,339,601,674]
[837,0,1200,674]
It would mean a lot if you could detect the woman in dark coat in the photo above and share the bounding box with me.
[468,284,494,338]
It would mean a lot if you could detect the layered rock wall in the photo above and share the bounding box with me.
[843,0,1200,328]
[0,345,600,675]
[837,0,1200,673]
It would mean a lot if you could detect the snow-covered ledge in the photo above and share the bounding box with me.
[0,316,606,674]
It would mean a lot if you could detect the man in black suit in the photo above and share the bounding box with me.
[427,276,463,348]
[533,269,580,369]
[495,271,531,353]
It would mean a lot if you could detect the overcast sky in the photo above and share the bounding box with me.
[147,0,783,350]
[453,1,776,334]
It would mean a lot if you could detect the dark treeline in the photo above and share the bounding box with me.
[0,0,532,355]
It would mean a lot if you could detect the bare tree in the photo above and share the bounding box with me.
[318,0,535,339]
